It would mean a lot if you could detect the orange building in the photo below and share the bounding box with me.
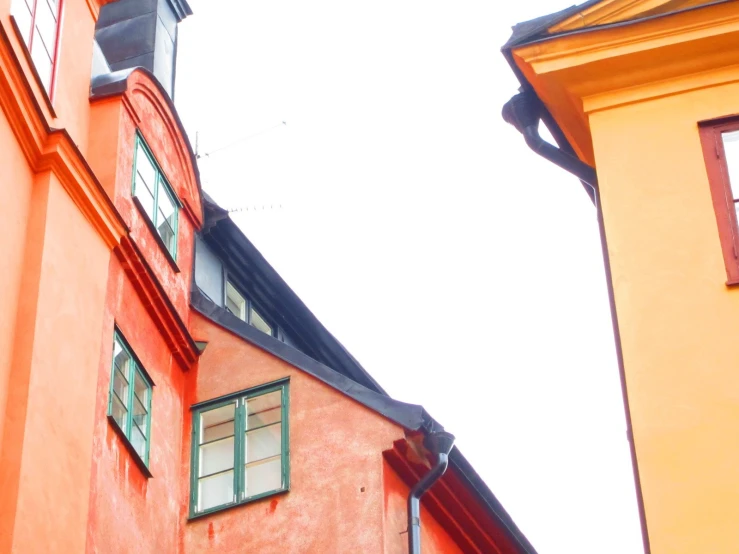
[503,1,739,553]
[0,0,536,552]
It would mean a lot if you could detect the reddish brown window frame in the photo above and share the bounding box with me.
[699,116,739,285]
[11,0,64,102]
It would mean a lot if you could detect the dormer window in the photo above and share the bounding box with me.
[132,133,180,260]
[226,281,274,337]
[11,0,62,94]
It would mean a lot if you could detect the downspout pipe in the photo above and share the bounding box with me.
[502,91,598,203]
[408,431,456,554]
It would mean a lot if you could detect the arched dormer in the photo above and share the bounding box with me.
[88,67,202,355]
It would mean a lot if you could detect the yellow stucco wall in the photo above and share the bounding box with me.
[590,80,739,553]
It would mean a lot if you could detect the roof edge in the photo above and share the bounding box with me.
[90,66,204,227]
[191,289,426,430]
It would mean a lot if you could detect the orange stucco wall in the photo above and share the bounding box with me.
[589,79,739,553]
[509,4,739,552]
[85,255,188,554]
[184,313,407,553]
[0,172,110,553]
[0,104,34,460]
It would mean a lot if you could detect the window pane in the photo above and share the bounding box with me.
[133,370,149,407]
[111,393,128,432]
[12,0,33,45]
[200,437,235,477]
[30,34,52,91]
[246,390,281,418]
[198,470,234,511]
[45,0,59,18]
[247,405,280,429]
[225,282,246,321]
[249,307,272,336]
[722,131,739,200]
[157,216,176,255]
[35,1,57,51]
[200,404,235,443]
[134,144,156,218]
[245,423,281,463]
[132,394,148,437]
[131,424,147,460]
[113,338,131,378]
[112,367,129,404]
[157,185,176,225]
[245,457,282,498]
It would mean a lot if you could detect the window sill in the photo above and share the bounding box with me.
[132,196,180,273]
[188,488,289,521]
[8,16,57,118]
[107,415,153,478]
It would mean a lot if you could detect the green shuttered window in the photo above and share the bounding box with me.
[108,330,153,469]
[190,380,290,517]
[132,133,180,260]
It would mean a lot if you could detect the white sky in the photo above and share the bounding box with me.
[176,1,644,552]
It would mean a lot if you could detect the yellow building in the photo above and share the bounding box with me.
[503,1,739,553]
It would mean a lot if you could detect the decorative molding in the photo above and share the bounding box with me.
[115,236,199,371]
[516,3,739,74]
[85,0,99,21]
[0,20,126,248]
[549,0,674,33]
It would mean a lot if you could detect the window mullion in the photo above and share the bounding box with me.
[28,0,39,51]
[152,172,160,227]
[191,411,200,514]
[236,398,245,501]
[145,376,152,465]
[281,386,289,489]
[126,359,136,440]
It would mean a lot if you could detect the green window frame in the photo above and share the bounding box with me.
[108,330,153,470]
[190,379,290,517]
[132,132,180,260]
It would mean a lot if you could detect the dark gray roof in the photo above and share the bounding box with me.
[194,194,539,553]
[503,1,601,49]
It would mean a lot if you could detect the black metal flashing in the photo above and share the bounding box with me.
[199,193,387,394]
[90,67,203,225]
[94,0,192,98]
[191,285,538,553]
[191,288,427,431]
[191,193,538,551]
[166,0,192,21]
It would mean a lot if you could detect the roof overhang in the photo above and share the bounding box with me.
[504,0,739,167]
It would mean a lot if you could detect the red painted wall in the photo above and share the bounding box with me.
[383,458,465,554]
[183,313,406,553]
[85,255,187,554]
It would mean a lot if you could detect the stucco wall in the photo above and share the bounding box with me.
[183,313,406,553]
[0,172,110,553]
[86,255,187,554]
[590,78,739,554]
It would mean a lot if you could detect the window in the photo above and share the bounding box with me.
[132,133,180,260]
[11,0,62,94]
[225,280,274,336]
[109,331,153,469]
[190,380,289,516]
[700,118,739,284]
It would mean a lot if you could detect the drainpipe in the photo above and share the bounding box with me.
[407,431,456,554]
[502,91,598,203]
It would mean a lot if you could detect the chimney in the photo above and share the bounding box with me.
[94,0,192,99]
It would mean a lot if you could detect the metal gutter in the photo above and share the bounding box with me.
[408,431,456,554]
